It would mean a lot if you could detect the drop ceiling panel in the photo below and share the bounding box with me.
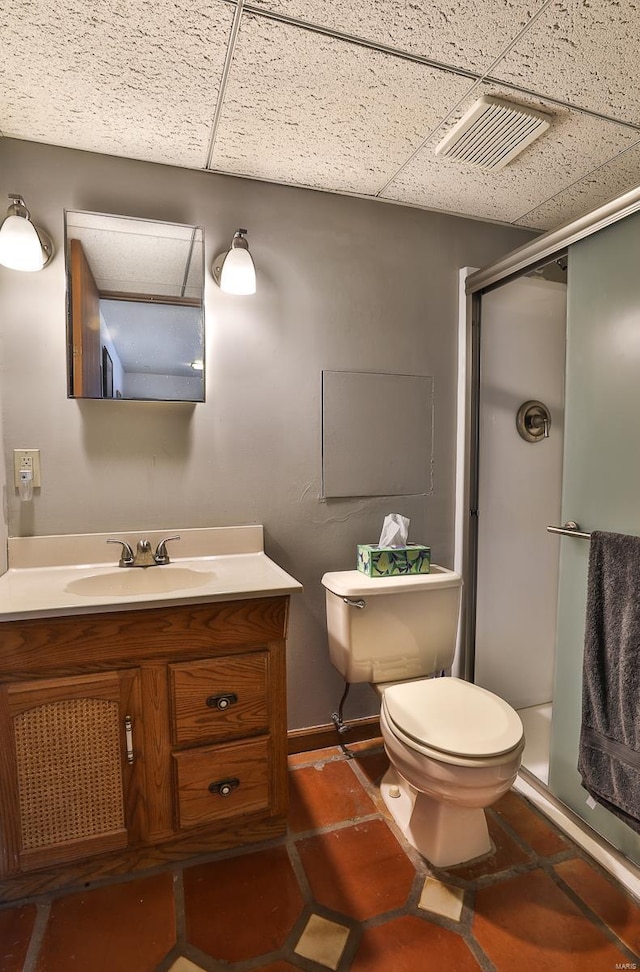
[491,0,640,125]
[517,142,640,230]
[210,14,475,194]
[2,1,640,232]
[382,85,639,227]
[0,0,234,167]
[250,0,540,74]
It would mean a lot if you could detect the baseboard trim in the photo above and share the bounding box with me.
[287,716,381,755]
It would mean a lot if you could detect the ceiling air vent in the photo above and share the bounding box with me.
[435,96,551,171]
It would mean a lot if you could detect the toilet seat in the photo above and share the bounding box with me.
[382,676,524,762]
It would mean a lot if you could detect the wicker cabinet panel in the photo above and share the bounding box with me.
[0,671,142,873]
[173,736,270,829]
[169,651,269,747]
[16,697,125,853]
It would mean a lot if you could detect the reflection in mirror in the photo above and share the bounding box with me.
[65,211,205,402]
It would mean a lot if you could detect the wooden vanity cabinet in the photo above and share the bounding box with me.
[0,595,290,902]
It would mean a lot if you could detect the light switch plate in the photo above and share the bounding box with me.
[14,449,41,488]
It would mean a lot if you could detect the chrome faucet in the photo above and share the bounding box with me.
[107,535,181,568]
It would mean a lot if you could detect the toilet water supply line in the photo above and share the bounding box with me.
[331,682,355,759]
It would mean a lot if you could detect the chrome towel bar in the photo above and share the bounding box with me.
[547,521,591,540]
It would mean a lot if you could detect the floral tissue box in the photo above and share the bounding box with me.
[357,543,431,577]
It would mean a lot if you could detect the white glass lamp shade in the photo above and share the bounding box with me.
[0,214,48,271]
[0,196,54,272]
[213,229,256,295]
[219,246,256,295]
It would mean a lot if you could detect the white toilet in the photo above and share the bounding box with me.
[321,565,524,868]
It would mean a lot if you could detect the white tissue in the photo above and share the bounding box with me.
[378,513,410,548]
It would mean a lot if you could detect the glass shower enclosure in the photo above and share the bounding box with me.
[463,199,640,871]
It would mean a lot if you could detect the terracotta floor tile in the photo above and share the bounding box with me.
[351,915,481,971]
[183,844,303,962]
[474,868,633,970]
[555,857,640,955]
[0,904,37,972]
[352,748,389,786]
[443,812,532,880]
[6,747,640,972]
[288,759,376,833]
[297,819,415,921]
[35,873,175,972]
[493,790,568,857]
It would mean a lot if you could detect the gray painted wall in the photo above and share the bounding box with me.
[0,138,533,729]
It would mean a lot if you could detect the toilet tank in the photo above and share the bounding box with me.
[322,565,462,684]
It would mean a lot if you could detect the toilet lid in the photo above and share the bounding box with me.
[382,677,523,757]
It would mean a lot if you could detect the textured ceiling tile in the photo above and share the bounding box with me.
[0,0,234,167]
[210,14,474,194]
[250,0,542,74]
[491,0,640,124]
[517,142,640,230]
[381,85,639,224]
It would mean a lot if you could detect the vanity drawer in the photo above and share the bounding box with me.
[173,736,270,829]
[169,652,269,747]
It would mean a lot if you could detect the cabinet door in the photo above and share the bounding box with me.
[0,670,143,875]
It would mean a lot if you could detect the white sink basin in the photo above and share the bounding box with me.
[65,566,214,597]
[0,528,303,620]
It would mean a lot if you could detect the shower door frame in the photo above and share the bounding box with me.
[458,187,640,895]
[459,182,640,685]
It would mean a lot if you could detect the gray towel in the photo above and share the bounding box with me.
[578,530,640,833]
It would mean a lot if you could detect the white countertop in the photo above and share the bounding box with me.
[0,526,303,621]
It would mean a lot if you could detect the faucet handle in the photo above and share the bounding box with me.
[107,538,135,567]
[154,535,181,565]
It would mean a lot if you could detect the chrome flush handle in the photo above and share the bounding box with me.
[342,597,366,609]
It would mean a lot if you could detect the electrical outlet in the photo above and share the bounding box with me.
[13,449,41,488]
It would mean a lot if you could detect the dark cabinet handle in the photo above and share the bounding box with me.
[206,692,238,711]
[209,777,240,797]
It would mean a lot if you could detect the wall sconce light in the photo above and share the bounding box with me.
[212,229,256,295]
[0,194,54,272]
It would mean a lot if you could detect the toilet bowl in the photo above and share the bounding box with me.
[379,676,524,867]
[321,565,525,868]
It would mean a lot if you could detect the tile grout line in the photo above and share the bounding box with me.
[542,861,640,964]
[172,866,187,949]
[20,900,50,972]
